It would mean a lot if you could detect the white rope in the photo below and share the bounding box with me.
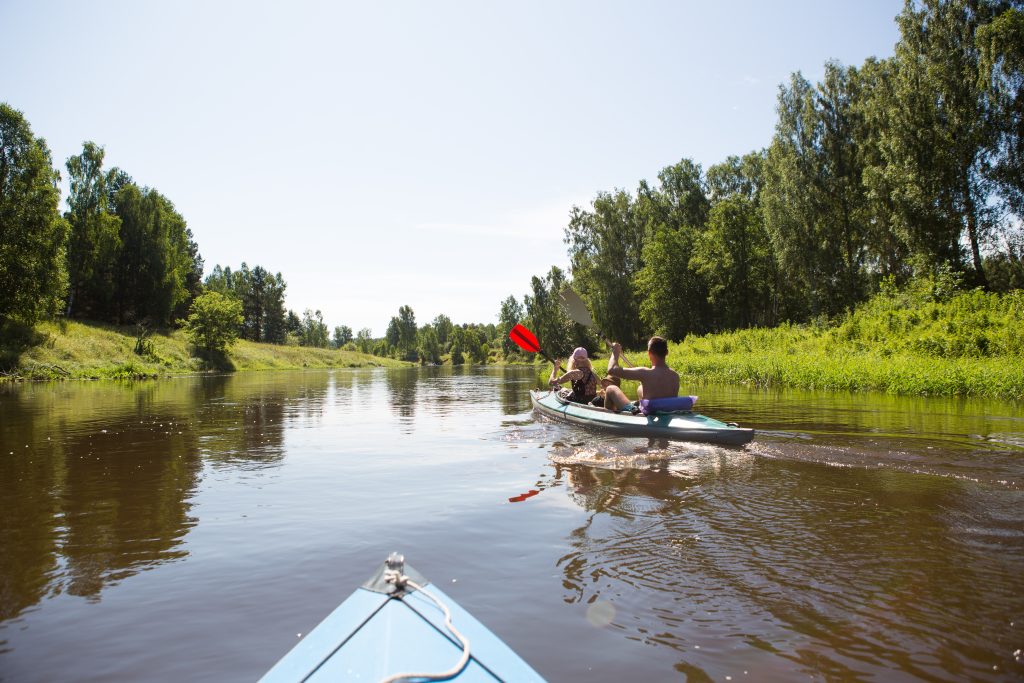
[378,574,472,683]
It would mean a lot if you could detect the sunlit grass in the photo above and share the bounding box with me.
[535,287,1024,399]
[1,320,406,381]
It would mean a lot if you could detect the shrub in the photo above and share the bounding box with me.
[185,292,243,355]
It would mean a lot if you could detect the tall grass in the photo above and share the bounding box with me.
[670,285,1024,399]
[539,284,1024,400]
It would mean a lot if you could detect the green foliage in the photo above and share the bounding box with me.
[670,279,1024,398]
[64,142,122,319]
[417,326,441,364]
[299,309,329,348]
[333,325,353,348]
[110,183,194,325]
[205,263,287,343]
[523,266,575,357]
[978,6,1024,216]
[0,103,68,324]
[874,0,1000,285]
[498,295,524,358]
[564,191,646,346]
[64,141,202,326]
[432,314,453,349]
[448,326,465,365]
[396,305,417,359]
[356,327,373,353]
[692,196,777,329]
[762,66,871,317]
[185,292,243,355]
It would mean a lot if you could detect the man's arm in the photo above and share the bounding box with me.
[607,343,647,381]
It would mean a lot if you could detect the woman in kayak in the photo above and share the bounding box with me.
[548,347,599,404]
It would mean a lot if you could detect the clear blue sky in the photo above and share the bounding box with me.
[2,1,901,335]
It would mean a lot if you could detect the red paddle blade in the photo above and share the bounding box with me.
[509,324,541,353]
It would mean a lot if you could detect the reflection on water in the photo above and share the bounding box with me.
[0,372,346,622]
[548,448,1024,679]
[1,368,1023,681]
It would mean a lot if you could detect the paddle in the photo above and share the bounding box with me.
[509,323,565,372]
[558,286,635,367]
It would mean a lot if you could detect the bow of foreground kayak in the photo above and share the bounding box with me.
[260,554,546,682]
[531,390,754,446]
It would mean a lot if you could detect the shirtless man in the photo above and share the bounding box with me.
[603,336,680,412]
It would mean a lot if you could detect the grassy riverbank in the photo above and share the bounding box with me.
[0,320,408,381]
[553,285,1024,400]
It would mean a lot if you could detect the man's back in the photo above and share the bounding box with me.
[635,364,679,400]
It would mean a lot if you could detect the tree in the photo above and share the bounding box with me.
[0,103,68,323]
[299,309,329,348]
[498,295,525,358]
[872,0,1002,286]
[448,326,465,365]
[565,189,646,346]
[204,263,287,342]
[185,291,243,355]
[618,160,715,338]
[417,326,441,364]
[64,141,121,318]
[978,6,1024,219]
[384,316,400,353]
[110,183,193,325]
[707,152,765,203]
[432,314,453,349]
[333,325,353,348]
[523,266,575,357]
[356,327,373,353]
[635,226,705,340]
[396,305,417,359]
[761,67,873,319]
[692,196,779,329]
[286,309,301,339]
[469,339,490,364]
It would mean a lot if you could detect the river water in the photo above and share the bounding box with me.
[1,367,1022,682]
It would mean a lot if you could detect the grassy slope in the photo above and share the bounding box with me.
[1,320,408,380]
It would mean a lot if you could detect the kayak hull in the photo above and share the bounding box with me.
[531,390,754,446]
[260,560,546,682]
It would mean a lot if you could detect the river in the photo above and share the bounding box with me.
[1,367,1022,681]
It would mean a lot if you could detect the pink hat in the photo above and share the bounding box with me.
[571,347,588,360]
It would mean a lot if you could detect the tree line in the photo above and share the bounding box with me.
[0,104,507,359]
[501,0,1024,355]
[0,107,361,352]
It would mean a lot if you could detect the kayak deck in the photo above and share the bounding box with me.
[260,556,546,682]
[531,390,754,446]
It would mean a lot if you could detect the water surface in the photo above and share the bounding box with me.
[1,367,1022,681]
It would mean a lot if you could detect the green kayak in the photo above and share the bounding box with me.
[531,390,754,446]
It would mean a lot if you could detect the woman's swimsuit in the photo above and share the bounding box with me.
[570,369,598,404]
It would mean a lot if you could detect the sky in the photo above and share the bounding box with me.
[2,1,902,336]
